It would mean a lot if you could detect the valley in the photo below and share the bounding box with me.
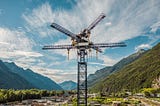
[0,43,160,105]
[1,91,160,106]
[0,1,160,105]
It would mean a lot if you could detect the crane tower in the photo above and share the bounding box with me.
[42,13,126,106]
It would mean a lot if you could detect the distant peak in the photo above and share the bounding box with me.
[10,62,16,65]
[66,80,75,83]
[60,80,76,84]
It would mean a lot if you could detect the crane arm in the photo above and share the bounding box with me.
[87,13,106,31]
[42,44,74,50]
[90,42,127,48]
[51,23,79,41]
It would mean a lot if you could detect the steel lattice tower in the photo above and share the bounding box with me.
[77,48,87,105]
[42,13,126,106]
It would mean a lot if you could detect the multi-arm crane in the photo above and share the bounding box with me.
[42,13,126,106]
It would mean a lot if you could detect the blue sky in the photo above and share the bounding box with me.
[0,0,160,83]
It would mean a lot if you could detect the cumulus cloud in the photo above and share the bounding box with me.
[135,44,151,51]
[98,54,118,66]
[0,27,42,57]
[31,66,77,83]
[0,27,43,69]
[0,27,32,51]
[46,72,77,83]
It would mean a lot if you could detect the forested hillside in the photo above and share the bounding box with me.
[0,60,62,90]
[88,49,146,87]
[0,60,34,89]
[91,43,160,93]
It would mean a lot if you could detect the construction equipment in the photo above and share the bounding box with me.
[42,13,126,106]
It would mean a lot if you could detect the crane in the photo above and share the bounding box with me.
[42,13,126,106]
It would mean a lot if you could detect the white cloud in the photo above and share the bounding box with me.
[99,54,118,66]
[53,0,160,43]
[21,0,160,82]
[150,21,160,33]
[0,27,43,58]
[0,41,9,45]
[47,73,77,83]
[0,27,43,70]
[31,66,77,83]
[23,2,54,28]
[105,22,112,27]
[51,38,77,60]
[88,62,106,66]
[0,27,32,51]
[135,44,151,51]
[14,50,43,57]
[23,0,160,47]
[22,2,55,37]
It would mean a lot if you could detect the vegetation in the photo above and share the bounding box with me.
[70,97,141,106]
[149,98,160,102]
[3,61,62,90]
[0,89,66,103]
[0,60,34,89]
[87,49,145,87]
[59,80,77,90]
[88,97,141,105]
[91,43,160,93]
[141,88,160,97]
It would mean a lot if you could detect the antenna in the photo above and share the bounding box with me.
[42,13,126,106]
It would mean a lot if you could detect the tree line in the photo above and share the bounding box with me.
[0,89,76,103]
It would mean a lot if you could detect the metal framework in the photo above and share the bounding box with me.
[42,13,126,106]
[77,48,87,105]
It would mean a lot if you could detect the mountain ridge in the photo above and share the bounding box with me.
[91,43,160,93]
[59,80,77,90]
[87,49,146,87]
[0,60,35,89]
[0,60,62,90]
[4,61,62,90]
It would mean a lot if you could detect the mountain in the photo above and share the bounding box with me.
[4,62,62,90]
[0,60,34,89]
[59,80,77,90]
[91,43,160,93]
[88,49,146,87]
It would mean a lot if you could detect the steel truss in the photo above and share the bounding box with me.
[42,13,127,106]
[77,48,87,105]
